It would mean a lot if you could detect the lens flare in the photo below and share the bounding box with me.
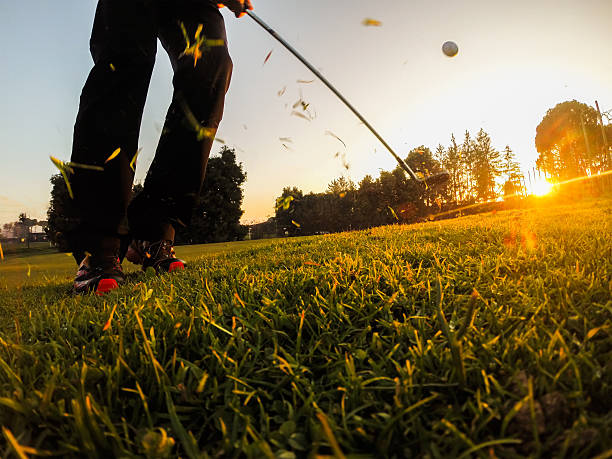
[531,177,553,196]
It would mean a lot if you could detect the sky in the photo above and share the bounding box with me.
[0,0,611,226]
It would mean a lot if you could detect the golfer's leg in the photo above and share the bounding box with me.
[128,1,232,242]
[70,0,157,259]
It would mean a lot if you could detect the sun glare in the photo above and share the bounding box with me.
[531,177,553,196]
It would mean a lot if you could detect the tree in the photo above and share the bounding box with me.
[249,217,277,240]
[326,176,356,195]
[501,146,523,198]
[47,173,80,251]
[535,100,608,179]
[355,174,383,228]
[2,221,28,241]
[274,186,304,236]
[18,214,38,249]
[2,223,13,238]
[444,135,463,203]
[472,129,502,201]
[502,146,522,181]
[326,177,356,232]
[404,146,446,210]
[176,146,247,244]
[460,131,476,202]
[48,147,247,249]
[434,144,446,165]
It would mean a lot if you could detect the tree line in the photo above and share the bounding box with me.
[265,100,610,238]
[270,128,521,237]
[40,99,612,246]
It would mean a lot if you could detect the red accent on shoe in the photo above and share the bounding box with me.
[169,261,185,272]
[96,278,119,295]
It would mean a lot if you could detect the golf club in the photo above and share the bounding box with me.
[246,10,450,188]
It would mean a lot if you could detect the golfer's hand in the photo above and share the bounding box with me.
[217,0,253,18]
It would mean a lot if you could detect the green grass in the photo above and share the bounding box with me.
[0,197,610,458]
[0,241,55,255]
[0,238,293,290]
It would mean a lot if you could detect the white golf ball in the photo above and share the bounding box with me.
[442,41,459,57]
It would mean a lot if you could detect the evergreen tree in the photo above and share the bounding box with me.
[460,131,476,202]
[355,174,382,228]
[472,129,502,201]
[501,145,523,197]
[434,144,446,166]
[326,177,356,195]
[443,134,462,203]
[433,143,452,205]
[325,177,356,232]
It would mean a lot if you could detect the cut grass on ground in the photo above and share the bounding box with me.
[0,198,610,458]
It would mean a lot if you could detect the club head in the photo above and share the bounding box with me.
[423,170,450,187]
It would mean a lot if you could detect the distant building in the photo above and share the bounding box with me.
[0,221,49,243]
[30,232,49,242]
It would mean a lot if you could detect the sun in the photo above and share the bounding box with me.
[531,177,554,196]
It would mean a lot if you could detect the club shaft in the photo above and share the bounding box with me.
[246,10,420,181]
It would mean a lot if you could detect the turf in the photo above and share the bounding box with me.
[0,238,291,290]
[0,197,610,458]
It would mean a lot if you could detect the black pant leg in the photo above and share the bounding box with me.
[128,1,233,241]
[69,0,158,255]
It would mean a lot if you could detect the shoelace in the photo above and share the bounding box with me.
[146,240,175,261]
[90,255,122,272]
